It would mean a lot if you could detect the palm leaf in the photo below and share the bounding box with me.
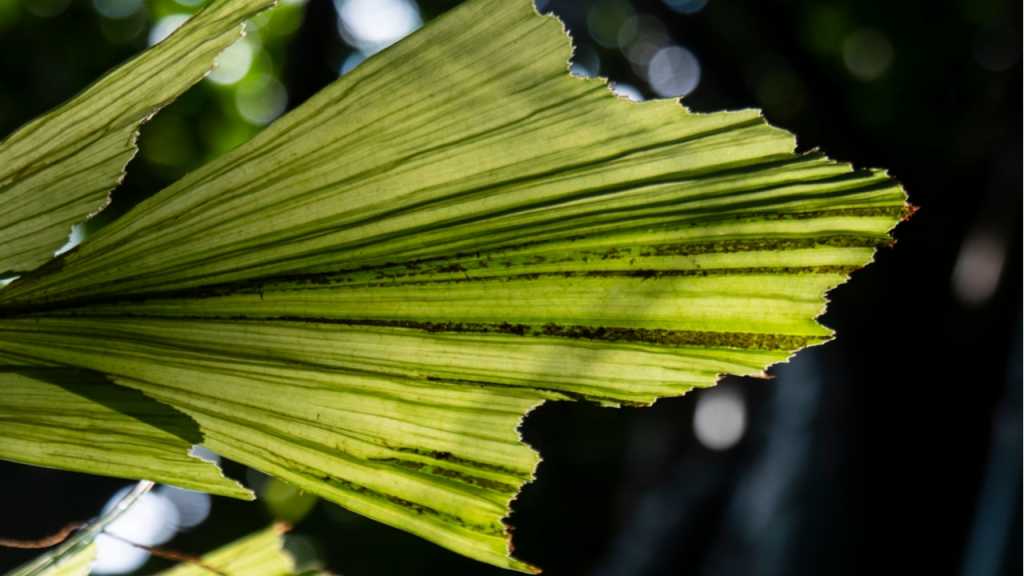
[0,0,909,571]
[155,525,295,576]
[14,545,94,576]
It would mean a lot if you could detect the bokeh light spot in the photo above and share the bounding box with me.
[693,388,746,451]
[207,38,255,85]
[842,28,894,81]
[570,45,601,78]
[100,11,147,44]
[610,82,644,101]
[335,0,421,55]
[26,0,70,18]
[952,230,1005,306]
[647,44,700,98]
[586,0,634,49]
[148,13,190,46]
[261,476,319,523]
[92,534,149,575]
[157,485,212,529]
[339,51,366,75]
[93,487,180,574]
[662,0,707,15]
[92,0,142,19]
[620,14,670,80]
[236,74,289,125]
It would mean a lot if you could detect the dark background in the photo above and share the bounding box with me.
[0,0,1019,574]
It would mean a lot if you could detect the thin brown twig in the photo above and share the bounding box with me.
[0,522,85,549]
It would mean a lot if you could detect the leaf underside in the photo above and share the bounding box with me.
[0,0,274,275]
[0,369,249,498]
[0,0,908,572]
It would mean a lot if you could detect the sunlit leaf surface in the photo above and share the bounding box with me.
[156,525,295,576]
[17,544,94,576]
[0,369,250,498]
[0,0,274,274]
[0,0,908,571]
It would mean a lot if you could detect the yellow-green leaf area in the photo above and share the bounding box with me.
[156,525,295,576]
[0,369,251,499]
[0,0,274,274]
[0,0,909,572]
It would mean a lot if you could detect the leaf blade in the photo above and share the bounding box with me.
[0,368,251,499]
[156,525,295,576]
[0,0,909,571]
[0,2,906,303]
[0,0,275,274]
[8,544,95,576]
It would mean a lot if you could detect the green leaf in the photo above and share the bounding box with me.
[0,0,910,572]
[9,523,295,576]
[0,0,274,275]
[0,320,551,572]
[156,525,295,576]
[7,542,95,576]
[0,369,250,499]
[18,544,94,576]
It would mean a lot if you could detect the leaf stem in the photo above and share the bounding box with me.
[6,480,155,576]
